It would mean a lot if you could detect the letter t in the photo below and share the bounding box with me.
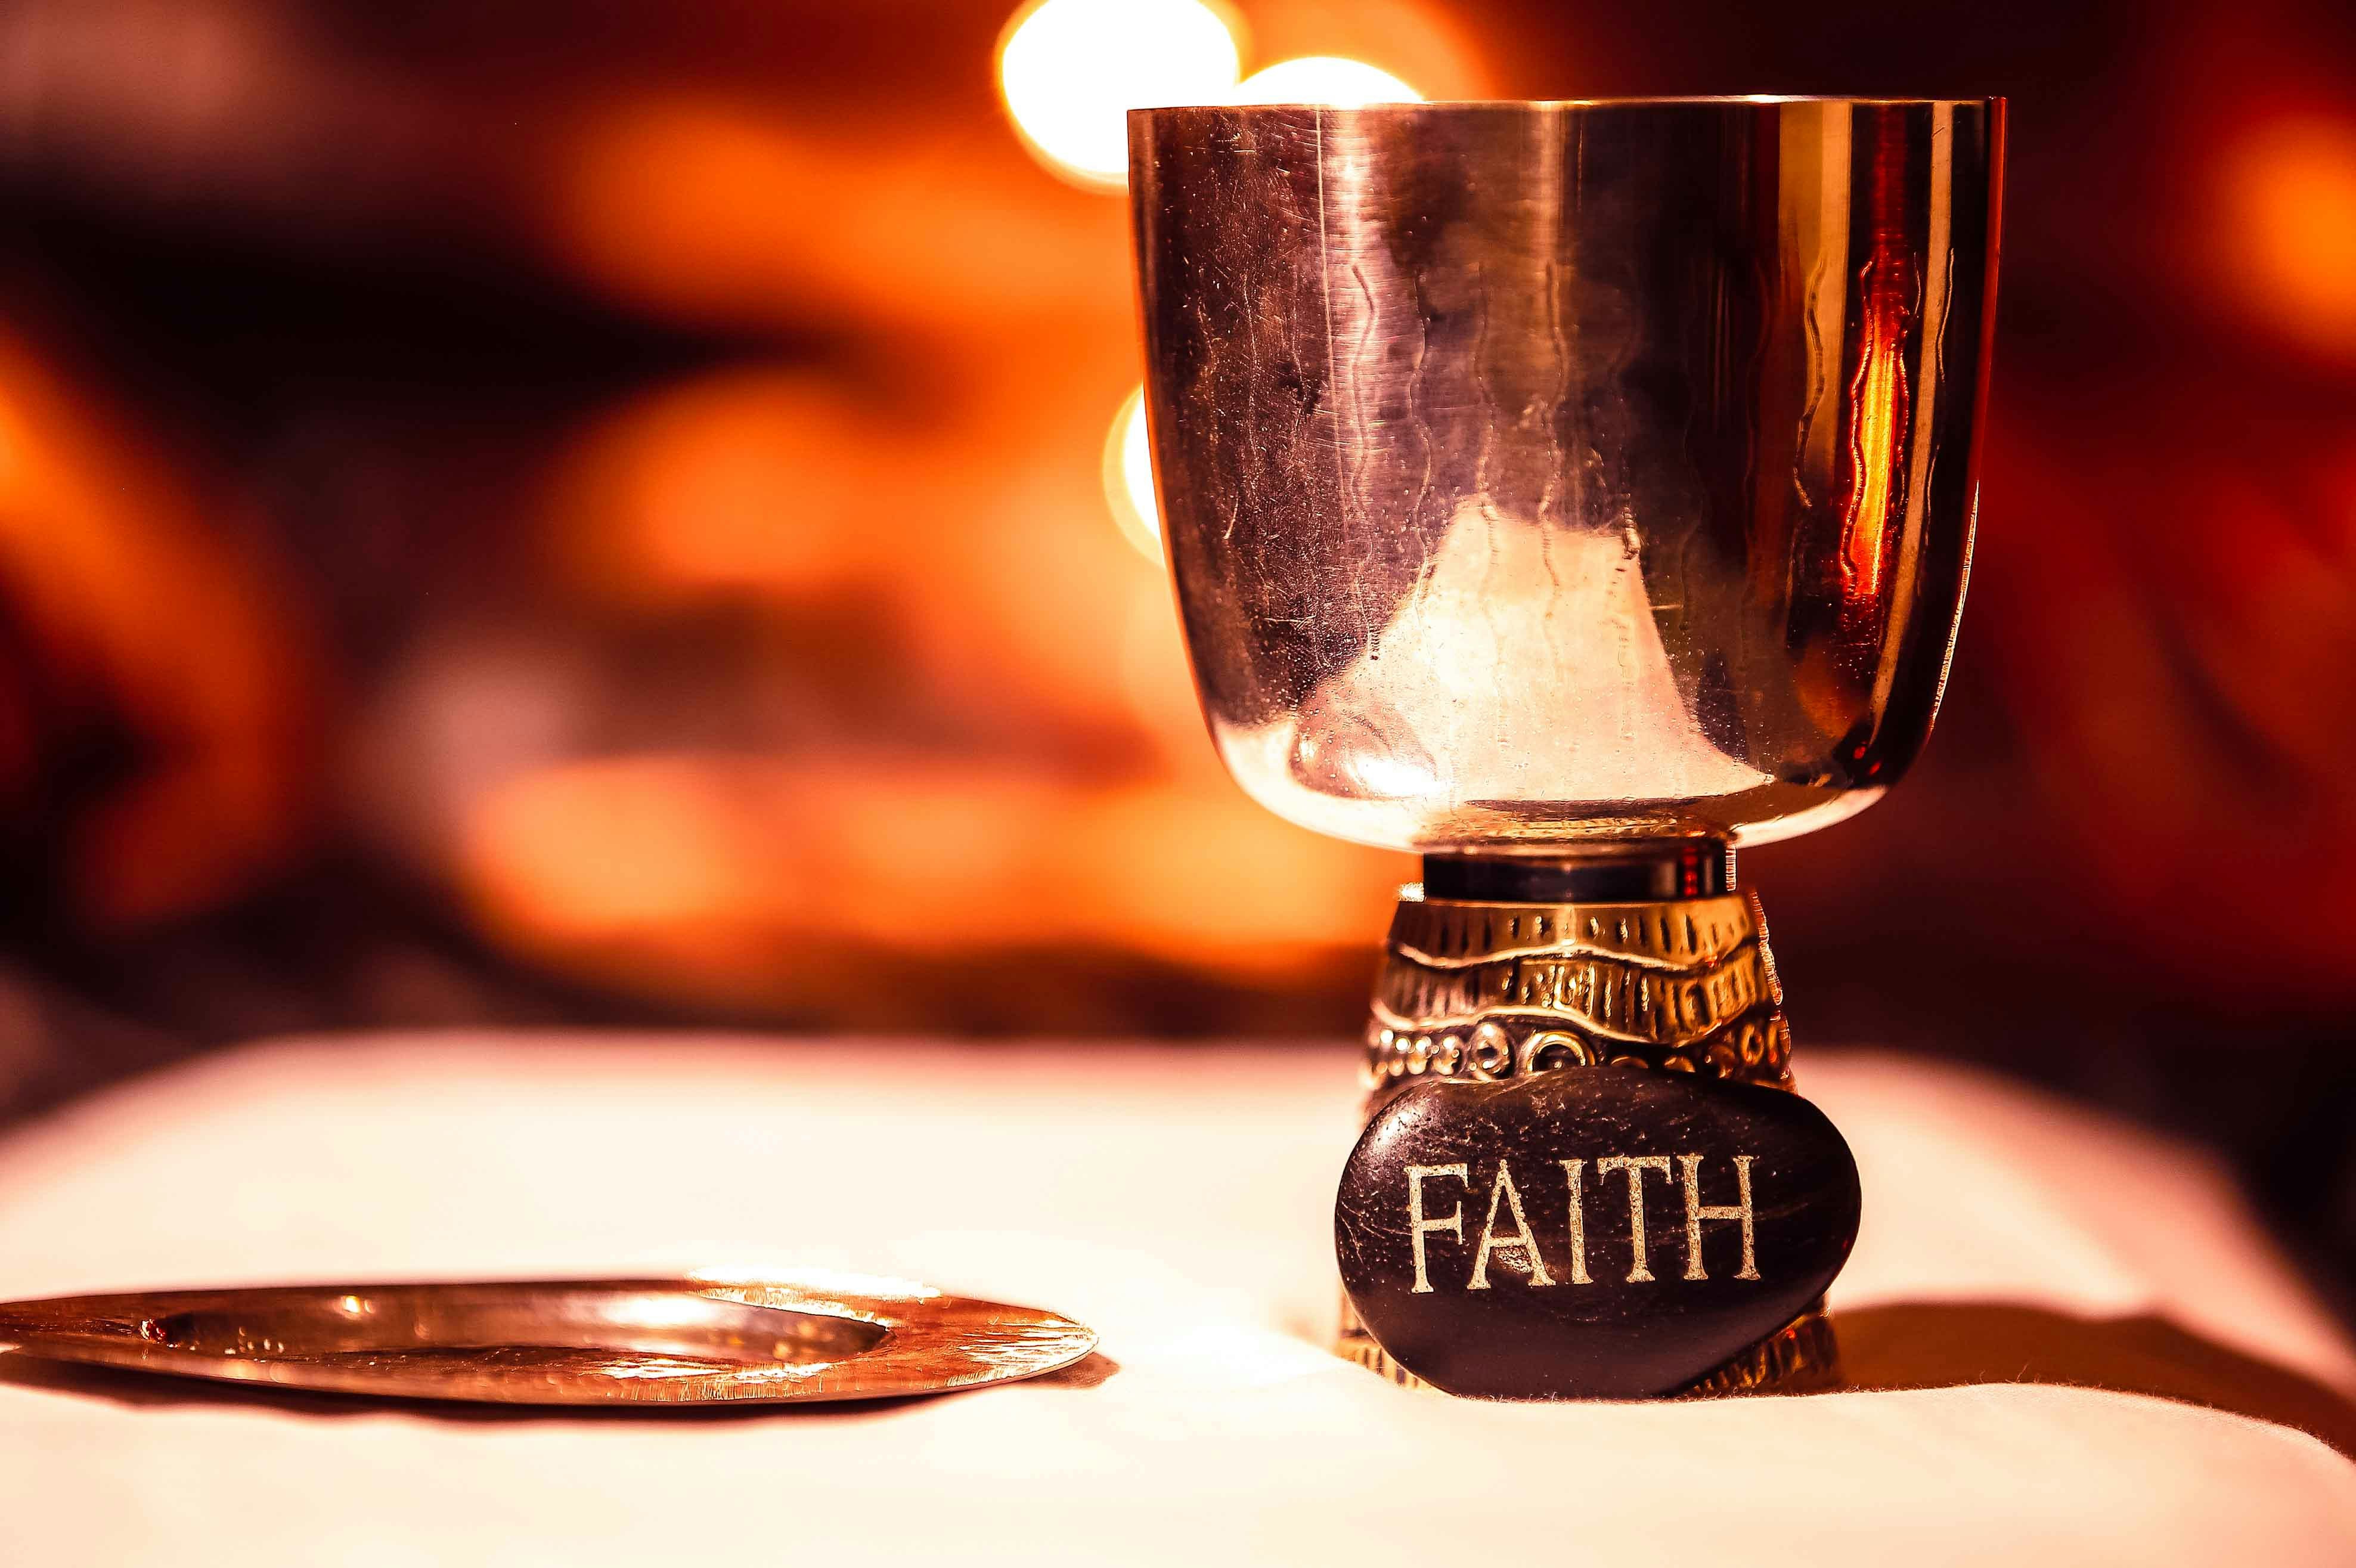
[1595,1155,1673,1282]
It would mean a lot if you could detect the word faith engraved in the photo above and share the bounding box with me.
[1404,1153,1760,1293]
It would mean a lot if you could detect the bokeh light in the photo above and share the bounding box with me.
[1102,385,1162,564]
[1232,56,1422,106]
[461,750,1401,1015]
[544,369,897,608]
[2216,114,2356,359]
[998,0,1243,190]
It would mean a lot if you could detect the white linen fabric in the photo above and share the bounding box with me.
[0,1033,2349,1566]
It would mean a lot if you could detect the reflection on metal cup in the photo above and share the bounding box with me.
[1130,98,2001,852]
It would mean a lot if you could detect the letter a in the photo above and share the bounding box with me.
[1470,1160,1555,1289]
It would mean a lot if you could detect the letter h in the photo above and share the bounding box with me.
[1677,1153,1758,1281]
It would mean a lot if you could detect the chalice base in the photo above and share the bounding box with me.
[1337,1300,1840,1397]
[1338,846,1849,1397]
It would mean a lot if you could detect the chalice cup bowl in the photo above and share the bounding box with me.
[1130,98,2003,1398]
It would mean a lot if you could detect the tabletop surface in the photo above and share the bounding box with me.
[0,1033,2350,1566]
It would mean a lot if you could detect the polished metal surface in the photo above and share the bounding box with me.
[1421,839,1731,902]
[1130,98,2003,851]
[0,1276,1096,1405]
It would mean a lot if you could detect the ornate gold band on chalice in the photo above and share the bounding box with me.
[1361,889,1792,1093]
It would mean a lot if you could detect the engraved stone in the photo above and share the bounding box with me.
[1334,1068,1859,1399]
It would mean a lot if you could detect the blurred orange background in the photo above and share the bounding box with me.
[1,0,2354,1277]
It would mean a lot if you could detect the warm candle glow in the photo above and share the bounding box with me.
[2216,114,2356,358]
[1231,57,1421,107]
[1103,385,1162,564]
[997,0,1242,190]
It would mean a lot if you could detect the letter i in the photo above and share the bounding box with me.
[1558,1158,1594,1285]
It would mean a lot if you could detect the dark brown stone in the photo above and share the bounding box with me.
[1335,1067,1859,1399]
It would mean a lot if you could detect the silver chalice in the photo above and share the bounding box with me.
[1129,97,2003,1395]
